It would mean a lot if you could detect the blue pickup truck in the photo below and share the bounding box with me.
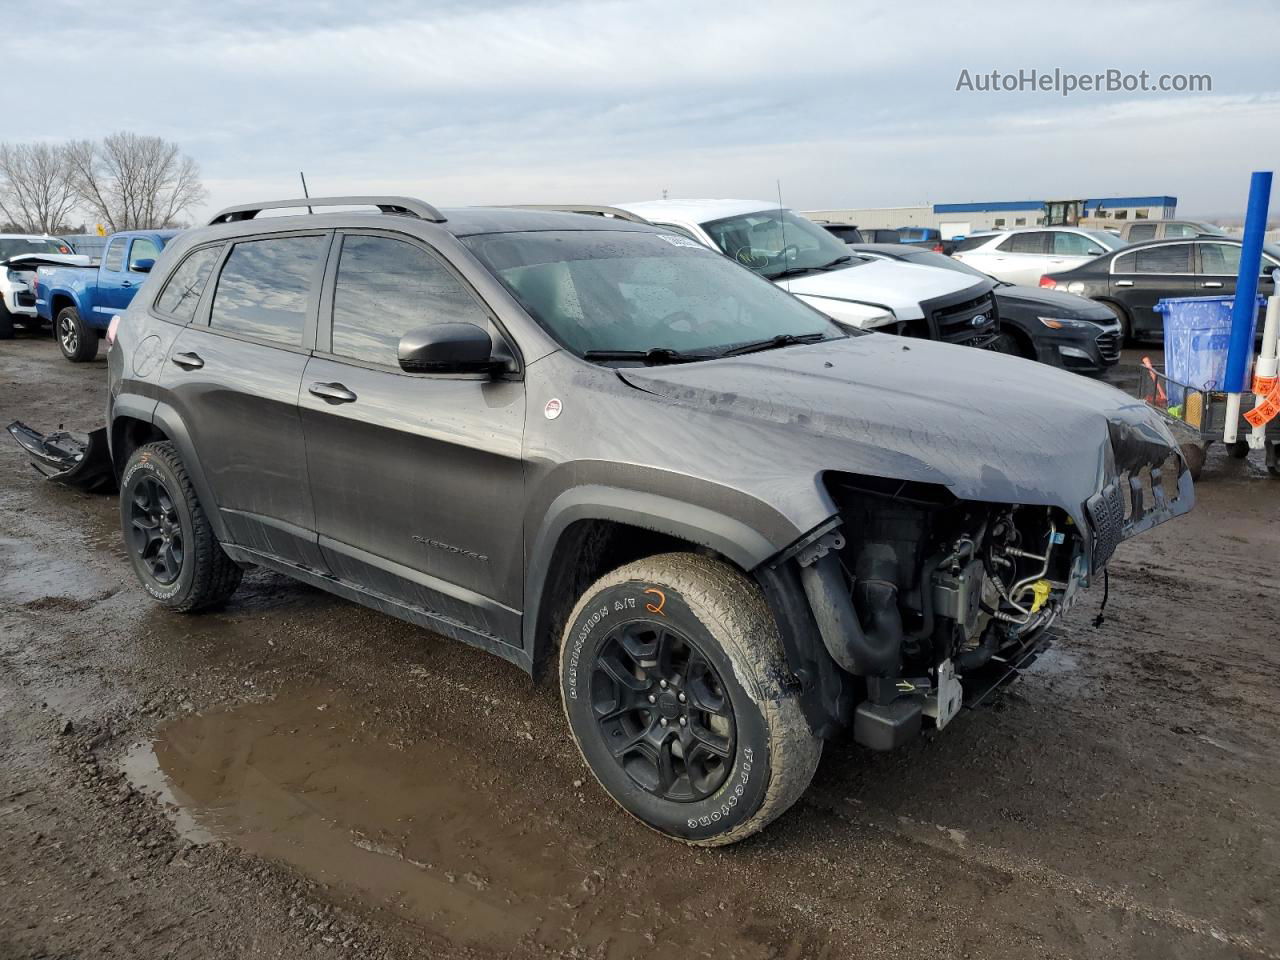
[36,229,180,362]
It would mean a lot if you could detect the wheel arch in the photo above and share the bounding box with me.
[524,486,779,674]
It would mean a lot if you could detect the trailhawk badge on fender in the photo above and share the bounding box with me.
[544,398,563,420]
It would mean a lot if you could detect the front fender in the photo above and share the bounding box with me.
[522,483,783,664]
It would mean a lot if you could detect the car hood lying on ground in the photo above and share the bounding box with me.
[0,253,92,269]
[617,334,1187,533]
[779,257,986,323]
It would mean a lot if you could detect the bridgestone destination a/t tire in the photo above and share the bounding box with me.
[559,553,821,846]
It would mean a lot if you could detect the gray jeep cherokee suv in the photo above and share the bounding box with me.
[97,196,1191,845]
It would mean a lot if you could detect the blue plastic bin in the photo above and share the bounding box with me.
[1154,295,1265,398]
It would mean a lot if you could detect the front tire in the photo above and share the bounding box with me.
[56,306,98,362]
[559,553,820,846]
[120,441,242,612]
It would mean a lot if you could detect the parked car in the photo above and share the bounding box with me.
[35,229,179,361]
[849,244,1122,375]
[951,227,1126,286]
[1041,236,1280,341]
[615,200,999,347]
[859,228,902,244]
[60,233,110,262]
[813,221,865,243]
[10,195,1193,846]
[1116,220,1227,244]
[0,234,86,339]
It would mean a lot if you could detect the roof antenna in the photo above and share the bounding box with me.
[299,171,313,215]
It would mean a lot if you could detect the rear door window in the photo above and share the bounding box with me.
[209,235,327,346]
[997,232,1047,254]
[154,246,222,321]
[103,238,126,272]
[1127,223,1158,242]
[1116,244,1192,275]
[329,234,492,365]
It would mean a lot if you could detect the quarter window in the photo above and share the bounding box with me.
[154,246,222,321]
[129,237,161,271]
[1127,223,1158,242]
[103,238,126,272]
[209,235,327,346]
[330,234,492,365]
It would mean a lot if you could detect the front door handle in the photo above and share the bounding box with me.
[1201,281,1224,289]
[1115,280,1134,287]
[171,351,204,370]
[309,381,357,404]
[120,280,133,288]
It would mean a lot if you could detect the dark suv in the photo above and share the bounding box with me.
[93,196,1192,845]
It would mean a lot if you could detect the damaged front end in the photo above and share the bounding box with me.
[768,433,1193,750]
[6,421,116,493]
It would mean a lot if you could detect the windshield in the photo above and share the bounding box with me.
[699,209,853,280]
[464,229,844,359]
[0,237,71,260]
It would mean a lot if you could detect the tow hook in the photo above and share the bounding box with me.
[923,659,963,731]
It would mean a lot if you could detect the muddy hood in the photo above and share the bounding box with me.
[619,334,1191,539]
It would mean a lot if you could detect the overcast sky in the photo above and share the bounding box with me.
[10,0,1280,221]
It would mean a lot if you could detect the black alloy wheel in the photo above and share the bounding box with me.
[127,475,185,585]
[591,621,736,803]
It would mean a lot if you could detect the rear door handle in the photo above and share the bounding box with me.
[1201,281,1224,289]
[1115,280,1134,287]
[171,352,204,370]
[308,381,357,404]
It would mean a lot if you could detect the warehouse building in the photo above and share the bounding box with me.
[804,195,1178,237]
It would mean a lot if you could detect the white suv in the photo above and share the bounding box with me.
[614,200,997,345]
[951,227,1125,286]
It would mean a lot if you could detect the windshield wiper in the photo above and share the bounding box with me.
[816,255,854,270]
[582,347,720,365]
[720,332,832,357]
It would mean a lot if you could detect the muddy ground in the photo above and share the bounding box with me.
[1,332,1277,960]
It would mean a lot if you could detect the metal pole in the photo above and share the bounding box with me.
[1223,171,1272,443]
[1247,269,1280,448]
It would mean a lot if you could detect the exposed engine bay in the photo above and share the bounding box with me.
[789,474,1096,749]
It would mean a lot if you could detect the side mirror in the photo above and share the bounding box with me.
[131,258,155,273]
[398,322,502,375]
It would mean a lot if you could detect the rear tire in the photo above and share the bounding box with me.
[1101,300,1132,344]
[56,306,98,362]
[559,552,820,846]
[120,441,242,612]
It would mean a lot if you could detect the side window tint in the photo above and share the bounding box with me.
[1053,232,1102,256]
[129,237,161,271]
[331,235,492,365]
[1163,224,1194,239]
[950,235,991,253]
[998,232,1046,254]
[1133,244,1192,274]
[1127,223,1157,242]
[155,246,222,321]
[210,235,326,346]
[103,238,125,272]
[1198,243,1240,275]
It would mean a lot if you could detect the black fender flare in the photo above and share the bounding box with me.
[522,484,780,664]
[129,399,229,544]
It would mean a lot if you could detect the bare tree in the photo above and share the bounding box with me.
[66,132,206,231]
[0,142,79,233]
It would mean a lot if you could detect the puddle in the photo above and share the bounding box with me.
[121,688,786,959]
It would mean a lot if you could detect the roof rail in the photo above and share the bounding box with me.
[208,196,446,226]
[505,204,653,225]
